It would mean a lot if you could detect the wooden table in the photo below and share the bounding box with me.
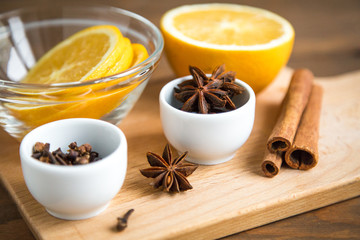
[1,0,359,239]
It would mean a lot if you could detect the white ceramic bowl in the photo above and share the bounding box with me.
[20,118,127,220]
[159,76,255,165]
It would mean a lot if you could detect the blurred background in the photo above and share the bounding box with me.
[2,0,360,77]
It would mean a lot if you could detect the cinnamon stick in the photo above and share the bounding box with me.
[261,150,283,178]
[285,84,323,170]
[267,69,314,153]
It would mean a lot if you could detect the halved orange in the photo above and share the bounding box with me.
[160,4,294,93]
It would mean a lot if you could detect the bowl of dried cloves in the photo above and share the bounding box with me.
[159,65,255,165]
[19,118,127,220]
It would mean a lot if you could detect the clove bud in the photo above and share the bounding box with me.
[31,142,101,166]
[117,209,134,232]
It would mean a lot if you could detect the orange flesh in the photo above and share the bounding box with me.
[173,10,284,45]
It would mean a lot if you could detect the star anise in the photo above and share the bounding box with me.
[139,144,198,192]
[174,64,244,113]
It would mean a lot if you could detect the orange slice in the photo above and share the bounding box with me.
[22,25,127,84]
[130,43,149,66]
[106,37,133,76]
[6,86,136,128]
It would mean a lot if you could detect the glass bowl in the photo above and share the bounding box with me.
[0,5,163,140]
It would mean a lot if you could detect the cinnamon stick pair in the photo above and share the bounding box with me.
[261,69,323,177]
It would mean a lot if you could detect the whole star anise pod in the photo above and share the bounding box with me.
[139,144,198,192]
[174,64,244,113]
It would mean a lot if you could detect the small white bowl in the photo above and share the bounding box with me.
[20,118,127,220]
[159,76,255,165]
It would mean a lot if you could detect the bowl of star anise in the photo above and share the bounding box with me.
[159,65,255,165]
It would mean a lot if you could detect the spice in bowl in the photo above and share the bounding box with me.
[159,71,255,165]
[31,142,101,165]
[20,118,127,220]
[174,64,245,114]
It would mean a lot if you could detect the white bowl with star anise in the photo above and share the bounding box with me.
[159,65,255,165]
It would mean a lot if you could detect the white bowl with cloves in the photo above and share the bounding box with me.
[159,65,256,165]
[20,118,127,220]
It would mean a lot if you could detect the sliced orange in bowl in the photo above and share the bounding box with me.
[4,25,149,132]
[160,3,294,93]
[22,25,126,84]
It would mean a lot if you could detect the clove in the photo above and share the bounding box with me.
[31,142,101,166]
[117,209,134,232]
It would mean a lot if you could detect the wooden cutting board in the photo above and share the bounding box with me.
[1,67,359,240]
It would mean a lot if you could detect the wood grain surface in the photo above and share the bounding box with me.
[1,66,360,240]
[1,0,360,239]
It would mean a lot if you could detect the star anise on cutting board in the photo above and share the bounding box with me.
[174,64,245,113]
[139,144,198,192]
